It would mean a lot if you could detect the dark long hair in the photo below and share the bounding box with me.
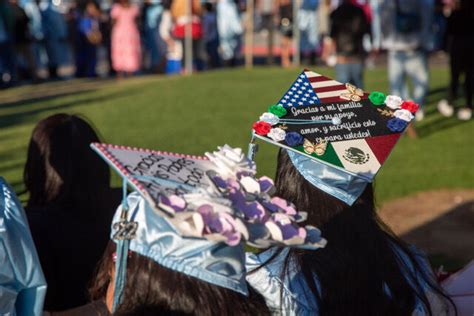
[24,113,110,210]
[91,242,271,316]
[269,149,454,316]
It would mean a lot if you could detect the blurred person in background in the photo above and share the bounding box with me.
[111,0,141,77]
[9,0,38,82]
[379,0,434,122]
[325,0,369,88]
[171,0,203,71]
[298,0,320,66]
[21,0,44,73]
[278,0,292,68]
[160,0,183,74]
[432,0,447,52]
[258,0,275,65]
[23,114,121,312]
[202,1,220,68]
[75,0,102,78]
[0,0,15,87]
[437,0,473,121]
[141,0,164,73]
[217,0,242,67]
[40,0,69,80]
[98,2,115,77]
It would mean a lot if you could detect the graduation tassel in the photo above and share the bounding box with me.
[112,177,131,312]
[247,132,259,161]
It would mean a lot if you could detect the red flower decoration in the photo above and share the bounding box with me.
[253,121,272,136]
[401,100,419,113]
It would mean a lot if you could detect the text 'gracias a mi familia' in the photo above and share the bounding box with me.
[286,101,381,142]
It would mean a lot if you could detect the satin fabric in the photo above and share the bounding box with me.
[246,246,447,315]
[287,150,369,205]
[0,177,47,316]
[246,248,318,315]
[111,192,248,296]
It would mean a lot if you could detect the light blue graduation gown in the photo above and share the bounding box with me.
[246,246,448,315]
[0,177,47,316]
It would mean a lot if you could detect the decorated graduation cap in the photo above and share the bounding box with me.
[249,70,418,205]
[91,143,326,311]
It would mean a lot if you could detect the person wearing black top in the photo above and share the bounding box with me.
[23,114,120,311]
[8,0,38,82]
[278,0,293,68]
[327,0,369,88]
[437,0,474,121]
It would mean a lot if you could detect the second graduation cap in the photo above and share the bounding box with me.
[251,70,418,203]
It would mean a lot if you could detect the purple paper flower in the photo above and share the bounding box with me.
[280,224,305,240]
[387,117,408,132]
[274,214,307,240]
[270,197,296,215]
[258,176,274,194]
[159,195,186,212]
[228,187,266,221]
[211,175,228,189]
[265,213,307,241]
[285,132,304,147]
[198,204,241,246]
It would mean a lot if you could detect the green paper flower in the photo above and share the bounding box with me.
[268,104,287,118]
[368,91,386,106]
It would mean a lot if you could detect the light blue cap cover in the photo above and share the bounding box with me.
[287,150,368,206]
[0,177,47,316]
[112,191,248,296]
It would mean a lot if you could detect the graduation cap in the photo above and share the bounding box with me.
[91,143,326,310]
[250,70,418,205]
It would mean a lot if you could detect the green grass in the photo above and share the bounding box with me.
[0,67,473,203]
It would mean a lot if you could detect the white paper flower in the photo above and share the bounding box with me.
[259,112,280,126]
[205,145,256,179]
[393,109,414,122]
[239,176,260,194]
[385,95,403,110]
[267,128,286,142]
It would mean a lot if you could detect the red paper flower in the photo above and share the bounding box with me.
[401,100,419,113]
[253,121,272,136]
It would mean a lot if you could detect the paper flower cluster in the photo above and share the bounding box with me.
[253,117,288,143]
[157,145,326,249]
[368,91,418,132]
[385,98,419,132]
[253,104,340,149]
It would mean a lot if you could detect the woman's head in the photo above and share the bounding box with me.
[24,113,110,208]
[91,241,270,316]
[85,1,101,17]
[116,0,130,6]
[273,149,453,316]
[274,149,375,228]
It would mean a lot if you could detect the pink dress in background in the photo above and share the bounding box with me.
[111,4,141,72]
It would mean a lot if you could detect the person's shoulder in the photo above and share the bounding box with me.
[393,243,433,278]
[246,248,319,314]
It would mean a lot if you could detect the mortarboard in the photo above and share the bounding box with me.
[91,143,327,311]
[249,70,418,205]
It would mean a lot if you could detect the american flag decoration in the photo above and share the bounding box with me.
[278,71,320,107]
[278,70,369,108]
[253,69,414,182]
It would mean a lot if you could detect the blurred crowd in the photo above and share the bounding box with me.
[0,0,473,121]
